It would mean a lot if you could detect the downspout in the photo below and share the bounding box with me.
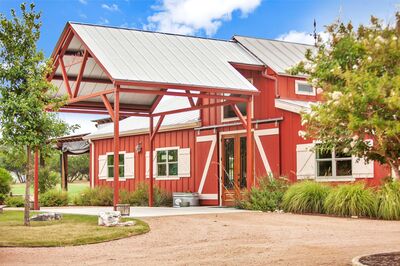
[88,139,95,188]
[262,69,280,98]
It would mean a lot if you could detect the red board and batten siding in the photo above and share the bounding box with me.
[91,128,197,194]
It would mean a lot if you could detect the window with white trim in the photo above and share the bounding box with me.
[316,146,352,178]
[295,80,315,96]
[107,154,124,178]
[221,78,253,122]
[157,149,178,177]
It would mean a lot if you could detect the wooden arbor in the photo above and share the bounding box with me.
[38,23,259,209]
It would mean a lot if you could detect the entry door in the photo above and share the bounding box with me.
[221,135,247,206]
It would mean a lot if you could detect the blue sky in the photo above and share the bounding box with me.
[0,0,399,134]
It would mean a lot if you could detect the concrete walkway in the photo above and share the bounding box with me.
[37,206,250,218]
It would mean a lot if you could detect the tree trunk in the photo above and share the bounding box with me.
[24,146,31,226]
[389,160,400,180]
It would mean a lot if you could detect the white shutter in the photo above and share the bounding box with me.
[145,151,157,178]
[178,148,191,177]
[124,152,135,179]
[98,155,108,179]
[296,143,316,179]
[352,140,374,178]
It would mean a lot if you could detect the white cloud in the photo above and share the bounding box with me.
[144,0,261,36]
[98,17,110,25]
[101,3,119,12]
[276,30,329,45]
[79,0,87,4]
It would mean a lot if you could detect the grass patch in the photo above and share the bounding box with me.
[376,181,400,220]
[0,210,149,247]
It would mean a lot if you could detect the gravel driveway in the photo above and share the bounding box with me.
[1,212,399,265]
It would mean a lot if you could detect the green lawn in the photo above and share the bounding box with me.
[11,182,89,201]
[0,210,149,247]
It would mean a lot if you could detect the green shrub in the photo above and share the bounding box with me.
[237,176,289,211]
[0,193,6,204]
[0,167,12,195]
[324,183,376,218]
[73,186,113,206]
[282,181,330,214]
[120,183,172,207]
[5,196,24,207]
[39,189,69,207]
[376,181,400,220]
[38,168,59,194]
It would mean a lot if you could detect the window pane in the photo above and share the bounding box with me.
[168,150,178,162]
[108,166,114,178]
[169,163,178,175]
[119,154,124,165]
[317,147,332,159]
[223,98,247,119]
[317,161,332,176]
[157,151,166,163]
[157,164,167,176]
[337,160,352,176]
[107,155,114,165]
[297,83,313,93]
[119,166,124,177]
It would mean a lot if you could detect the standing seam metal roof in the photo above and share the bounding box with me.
[233,35,314,74]
[70,22,263,93]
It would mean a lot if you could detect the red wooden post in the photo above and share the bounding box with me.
[113,86,120,210]
[246,97,253,189]
[149,116,154,207]
[34,149,40,210]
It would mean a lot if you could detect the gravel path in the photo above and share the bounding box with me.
[1,212,399,265]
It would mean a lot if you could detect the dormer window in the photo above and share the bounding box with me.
[295,80,315,96]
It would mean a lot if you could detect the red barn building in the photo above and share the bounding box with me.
[50,23,390,207]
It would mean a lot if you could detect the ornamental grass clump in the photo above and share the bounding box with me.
[376,181,400,220]
[39,189,69,207]
[324,183,376,218]
[282,181,330,214]
[73,186,113,206]
[237,176,289,211]
[120,183,172,207]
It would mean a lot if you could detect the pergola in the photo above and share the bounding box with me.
[32,22,261,210]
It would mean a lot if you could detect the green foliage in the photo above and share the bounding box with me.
[4,196,24,207]
[39,189,68,207]
[324,183,376,218]
[38,168,59,194]
[0,167,12,195]
[120,183,172,207]
[237,176,289,211]
[291,13,400,178]
[0,194,6,204]
[73,186,113,206]
[0,146,26,183]
[282,181,331,214]
[376,180,400,220]
[67,154,90,182]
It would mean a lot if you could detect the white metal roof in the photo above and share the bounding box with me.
[275,98,313,114]
[68,22,262,92]
[234,36,314,75]
[84,96,200,140]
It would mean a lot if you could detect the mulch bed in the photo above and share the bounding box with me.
[359,252,400,266]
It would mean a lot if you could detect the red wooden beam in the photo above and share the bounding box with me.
[116,80,259,96]
[67,88,114,104]
[152,99,237,117]
[186,90,195,107]
[150,94,164,113]
[52,75,112,84]
[73,49,89,98]
[55,108,150,117]
[231,104,247,129]
[149,116,154,207]
[113,86,120,210]
[58,57,73,98]
[150,115,165,141]
[119,87,248,102]
[246,98,253,190]
[101,95,115,121]
[49,29,74,81]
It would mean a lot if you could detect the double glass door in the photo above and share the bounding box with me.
[221,135,247,206]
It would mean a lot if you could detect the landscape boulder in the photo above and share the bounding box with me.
[30,212,62,221]
[98,211,135,227]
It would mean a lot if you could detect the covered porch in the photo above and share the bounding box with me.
[33,22,263,210]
